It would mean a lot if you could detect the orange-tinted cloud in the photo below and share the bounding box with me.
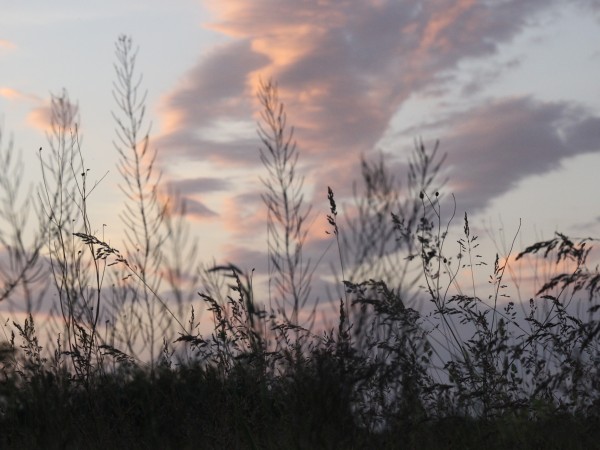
[160,0,568,172]
[0,87,41,103]
[27,105,54,134]
[26,92,79,134]
[154,0,600,300]
[421,0,477,52]
[0,87,23,101]
[0,39,16,51]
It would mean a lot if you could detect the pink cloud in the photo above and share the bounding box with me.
[0,39,16,51]
[153,0,599,294]
[158,0,562,174]
[26,93,79,134]
[0,87,41,103]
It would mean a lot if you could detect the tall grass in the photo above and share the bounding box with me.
[258,79,315,330]
[0,35,598,448]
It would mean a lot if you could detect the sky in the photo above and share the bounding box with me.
[1,0,600,318]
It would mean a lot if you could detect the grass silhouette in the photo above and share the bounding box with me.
[0,35,598,449]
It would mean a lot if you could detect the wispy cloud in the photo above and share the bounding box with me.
[434,97,600,213]
[0,87,41,103]
[155,0,598,260]
[160,0,566,167]
[24,91,79,134]
[162,177,230,220]
[0,39,16,51]
[181,197,218,219]
[157,39,268,165]
[166,177,232,195]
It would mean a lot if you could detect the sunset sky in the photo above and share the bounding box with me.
[1,1,599,311]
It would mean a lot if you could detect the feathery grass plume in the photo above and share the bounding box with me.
[11,313,45,379]
[110,35,170,365]
[257,79,314,330]
[340,141,445,352]
[0,128,47,312]
[0,36,599,449]
[161,194,202,323]
[344,140,445,297]
[515,233,600,414]
[326,186,352,349]
[36,90,111,383]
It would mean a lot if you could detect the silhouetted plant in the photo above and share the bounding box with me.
[340,141,444,301]
[0,130,47,311]
[110,35,174,366]
[36,90,111,384]
[0,34,598,450]
[258,79,315,330]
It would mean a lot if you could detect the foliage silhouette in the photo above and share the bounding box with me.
[0,35,598,449]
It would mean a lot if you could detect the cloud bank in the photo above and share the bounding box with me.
[154,0,599,265]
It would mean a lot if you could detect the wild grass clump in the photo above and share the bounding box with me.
[0,35,598,448]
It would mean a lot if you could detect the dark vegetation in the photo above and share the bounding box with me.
[0,36,598,449]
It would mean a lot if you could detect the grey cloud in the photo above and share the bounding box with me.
[166,177,232,195]
[159,133,261,166]
[460,58,522,97]
[160,0,561,168]
[168,39,267,114]
[220,247,269,275]
[156,39,268,163]
[564,116,600,151]
[154,0,600,282]
[182,197,218,219]
[435,97,600,213]
[235,190,263,208]
[575,0,600,17]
